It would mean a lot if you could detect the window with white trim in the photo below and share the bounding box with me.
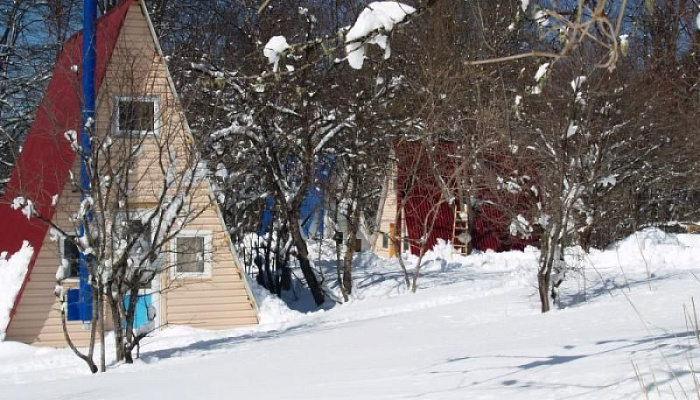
[172,232,212,277]
[115,96,159,135]
[60,234,80,280]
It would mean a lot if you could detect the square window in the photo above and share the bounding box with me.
[61,235,80,279]
[116,97,157,135]
[176,237,204,273]
[173,232,212,277]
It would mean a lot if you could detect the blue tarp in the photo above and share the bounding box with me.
[260,155,334,238]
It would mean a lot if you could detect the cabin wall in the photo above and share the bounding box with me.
[373,172,400,258]
[112,3,257,330]
[6,2,256,347]
[5,176,107,346]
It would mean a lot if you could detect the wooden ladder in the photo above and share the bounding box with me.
[452,204,470,255]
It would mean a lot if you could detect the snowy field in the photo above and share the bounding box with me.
[3,228,700,399]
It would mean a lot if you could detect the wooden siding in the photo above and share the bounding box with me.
[6,1,256,347]
[373,171,399,258]
[5,174,108,346]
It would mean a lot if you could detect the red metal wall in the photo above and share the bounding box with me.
[395,141,538,255]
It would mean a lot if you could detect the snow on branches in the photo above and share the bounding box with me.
[260,1,416,74]
[345,2,416,69]
[263,36,290,72]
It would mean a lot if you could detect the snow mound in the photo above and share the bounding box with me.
[250,283,304,325]
[588,227,700,276]
[612,227,681,252]
[0,241,34,340]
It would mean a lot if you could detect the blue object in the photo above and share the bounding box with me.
[259,196,275,236]
[76,0,97,323]
[124,293,153,329]
[260,155,334,238]
[300,186,325,237]
[66,288,92,322]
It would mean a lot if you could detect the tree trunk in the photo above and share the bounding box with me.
[342,254,353,299]
[287,214,325,305]
[296,251,325,305]
[341,208,361,300]
[411,252,426,293]
[394,238,411,290]
[123,285,139,364]
[87,284,98,362]
[538,269,550,313]
[107,287,124,362]
[60,310,98,373]
[98,282,106,372]
[537,223,559,313]
[279,256,292,292]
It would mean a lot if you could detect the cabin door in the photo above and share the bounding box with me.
[131,273,160,330]
[119,214,162,332]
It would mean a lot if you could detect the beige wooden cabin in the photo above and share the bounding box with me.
[2,0,258,347]
[371,168,409,258]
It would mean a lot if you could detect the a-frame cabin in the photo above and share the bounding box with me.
[0,0,258,347]
[371,141,538,258]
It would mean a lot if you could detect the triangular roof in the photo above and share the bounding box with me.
[0,0,135,332]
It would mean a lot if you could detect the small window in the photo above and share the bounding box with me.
[173,232,212,277]
[381,232,389,249]
[116,97,158,135]
[60,235,80,279]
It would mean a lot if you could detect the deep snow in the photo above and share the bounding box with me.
[2,229,700,399]
[0,241,33,340]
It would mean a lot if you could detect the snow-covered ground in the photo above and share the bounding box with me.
[3,228,700,399]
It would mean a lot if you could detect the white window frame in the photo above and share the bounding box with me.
[171,231,213,278]
[59,233,80,282]
[114,95,161,136]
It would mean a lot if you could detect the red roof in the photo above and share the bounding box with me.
[0,0,134,332]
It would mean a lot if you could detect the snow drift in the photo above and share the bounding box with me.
[0,241,34,340]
